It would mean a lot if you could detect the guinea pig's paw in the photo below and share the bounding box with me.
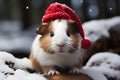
[69,67,82,74]
[48,69,60,76]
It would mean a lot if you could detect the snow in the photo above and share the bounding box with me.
[82,68,107,80]
[6,69,46,80]
[0,52,47,80]
[83,16,120,42]
[84,52,120,79]
[0,51,32,70]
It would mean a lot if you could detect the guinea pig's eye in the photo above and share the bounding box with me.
[67,31,70,37]
[50,31,54,37]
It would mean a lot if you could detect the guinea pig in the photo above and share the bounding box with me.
[29,19,83,76]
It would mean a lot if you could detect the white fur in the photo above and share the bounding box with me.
[32,19,82,67]
[51,19,73,52]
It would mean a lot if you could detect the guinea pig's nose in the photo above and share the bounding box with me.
[57,43,65,47]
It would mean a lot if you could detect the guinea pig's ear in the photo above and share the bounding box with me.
[36,23,49,35]
[68,20,80,33]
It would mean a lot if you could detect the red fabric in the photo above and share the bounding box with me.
[42,12,71,23]
[82,39,91,49]
[42,2,91,49]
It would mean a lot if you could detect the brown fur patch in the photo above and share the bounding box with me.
[29,52,42,73]
[69,34,80,53]
[67,20,81,53]
[36,23,50,35]
[39,22,55,54]
[67,20,80,33]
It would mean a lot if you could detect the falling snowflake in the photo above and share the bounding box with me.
[109,8,112,11]
[88,5,99,18]
[26,6,29,9]
[89,9,93,12]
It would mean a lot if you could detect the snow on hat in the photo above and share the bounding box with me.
[42,2,91,49]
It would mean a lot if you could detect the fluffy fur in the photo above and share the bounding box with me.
[30,19,83,74]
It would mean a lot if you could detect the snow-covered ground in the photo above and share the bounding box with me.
[82,68,107,80]
[84,52,120,79]
[83,16,120,42]
[0,51,47,80]
[1,51,120,80]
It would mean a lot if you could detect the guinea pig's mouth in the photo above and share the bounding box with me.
[58,47,65,53]
[56,46,77,54]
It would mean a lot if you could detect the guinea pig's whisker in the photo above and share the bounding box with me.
[71,47,77,51]
[46,48,52,53]
[46,48,50,52]
[71,46,77,50]
[66,43,79,53]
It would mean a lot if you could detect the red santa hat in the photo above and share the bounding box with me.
[42,2,91,49]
